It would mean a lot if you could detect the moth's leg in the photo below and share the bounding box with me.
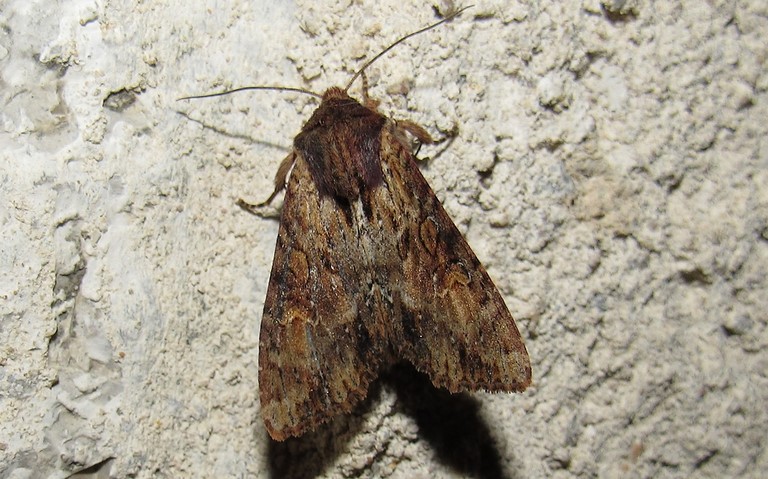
[393,120,459,158]
[397,120,437,145]
[238,151,296,213]
[360,71,381,111]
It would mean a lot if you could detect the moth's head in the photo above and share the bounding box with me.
[322,87,350,102]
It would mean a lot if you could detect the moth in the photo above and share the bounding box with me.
[187,7,532,441]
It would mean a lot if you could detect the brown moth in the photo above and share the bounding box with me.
[233,8,531,441]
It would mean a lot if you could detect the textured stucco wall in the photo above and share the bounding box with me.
[1,0,766,478]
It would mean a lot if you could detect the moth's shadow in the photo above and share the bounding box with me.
[266,363,515,479]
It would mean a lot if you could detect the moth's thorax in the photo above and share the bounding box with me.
[294,87,388,200]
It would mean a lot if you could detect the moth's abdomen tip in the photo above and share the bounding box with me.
[266,427,287,442]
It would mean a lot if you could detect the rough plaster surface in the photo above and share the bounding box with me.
[1,0,766,478]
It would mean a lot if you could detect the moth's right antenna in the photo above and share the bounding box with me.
[344,5,473,93]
